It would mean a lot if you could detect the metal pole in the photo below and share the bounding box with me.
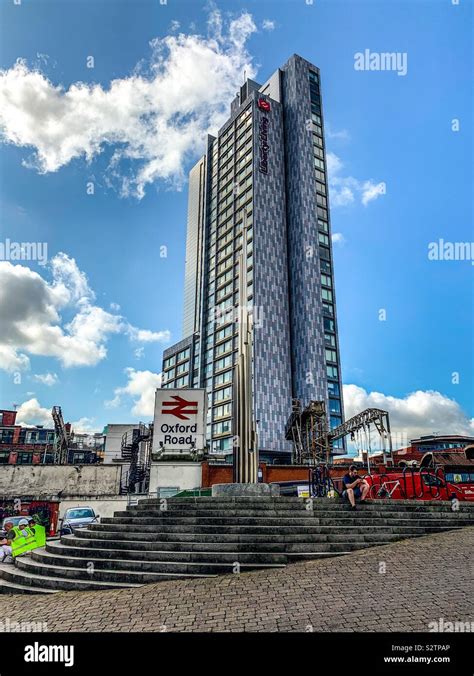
[386,414,394,466]
[366,425,371,476]
[232,213,258,483]
[380,413,387,466]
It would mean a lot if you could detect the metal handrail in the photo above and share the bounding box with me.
[401,465,445,500]
[402,465,417,499]
[309,465,333,498]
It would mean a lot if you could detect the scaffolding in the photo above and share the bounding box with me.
[285,399,330,464]
[285,401,393,466]
[51,405,70,464]
[329,408,393,467]
[120,423,152,494]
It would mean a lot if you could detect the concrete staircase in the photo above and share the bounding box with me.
[1,497,473,594]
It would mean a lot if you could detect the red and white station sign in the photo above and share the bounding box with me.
[153,388,207,452]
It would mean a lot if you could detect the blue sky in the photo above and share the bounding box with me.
[0,0,472,441]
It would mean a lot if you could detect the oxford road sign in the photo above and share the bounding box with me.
[153,388,207,452]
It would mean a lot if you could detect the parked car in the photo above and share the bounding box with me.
[59,507,100,536]
[0,516,34,539]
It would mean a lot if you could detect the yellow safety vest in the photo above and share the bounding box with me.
[11,525,45,557]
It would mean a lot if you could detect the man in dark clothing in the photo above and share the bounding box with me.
[0,520,15,563]
[343,465,369,509]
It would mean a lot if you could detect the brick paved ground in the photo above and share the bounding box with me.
[1,528,472,632]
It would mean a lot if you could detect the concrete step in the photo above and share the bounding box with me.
[50,540,387,562]
[128,505,312,514]
[140,497,305,505]
[46,542,288,564]
[285,541,392,552]
[126,506,474,519]
[0,564,145,592]
[0,573,59,595]
[286,552,349,560]
[59,536,391,554]
[86,522,463,536]
[141,496,467,504]
[61,534,288,553]
[15,556,219,584]
[72,528,423,543]
[117,505,474,517]
[103,515,474,527]
[135,498,474,513]
[31,549,286,575]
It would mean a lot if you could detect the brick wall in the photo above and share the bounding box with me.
[202,462,312,487]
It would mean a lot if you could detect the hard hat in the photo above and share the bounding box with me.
[19,519,29,526]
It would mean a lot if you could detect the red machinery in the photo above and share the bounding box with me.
[363,447,474,502]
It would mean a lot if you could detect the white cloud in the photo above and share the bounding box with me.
[331,186,355,207]
[127,327,171,343]
[33,372,59,386]
[331,233,346,245]
[104,395,121,410]
[0,345,30,372]
[343,384,474,443]
[262,19,275,31]
[50,252,91,304]
[134,347,145,359]
[361,180,386,206]
[14,397,99,433]
[327,152,385,208]
[0,11,257,199]
[326,152,343,175]
[15,398,52,427]
[170,20,181,32]
[326,126,350,141]
[106,368,162,417]
[0,254,170,373]
[70,416,99,434]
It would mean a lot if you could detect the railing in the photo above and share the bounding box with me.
[402,466,443,500]
[156,487,180,499]
[126,492,149,507]
[124,486,214,505]
[309,465,334,498]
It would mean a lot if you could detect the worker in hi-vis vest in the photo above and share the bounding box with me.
[11,519,37,558]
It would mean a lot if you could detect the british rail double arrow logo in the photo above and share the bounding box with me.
[161,395,199,420]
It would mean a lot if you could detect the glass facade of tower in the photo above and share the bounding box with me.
[308,68,343,431]
[162,55,345,461]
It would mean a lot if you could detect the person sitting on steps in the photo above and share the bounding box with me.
[0,520,16,564]
[342,465,369,509]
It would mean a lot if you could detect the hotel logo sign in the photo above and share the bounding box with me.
[258,118,269,174]
[257,98,270,175]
